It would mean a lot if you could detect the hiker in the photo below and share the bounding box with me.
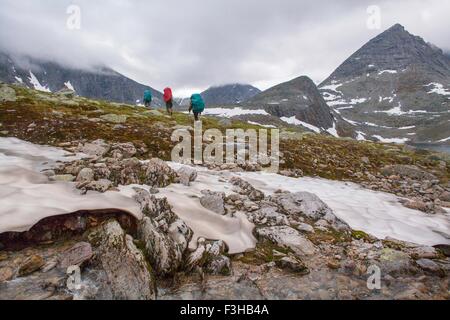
[163,87,173,116]
[143,89,152,109]
[189,93,205,121]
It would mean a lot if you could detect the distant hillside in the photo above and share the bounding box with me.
[244,76,355,137]
[201,84,261,105]
[0,51,165,106]
[319,24,450,144]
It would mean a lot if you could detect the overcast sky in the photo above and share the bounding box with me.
[1,0,449,96]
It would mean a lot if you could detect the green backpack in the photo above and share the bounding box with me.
[191,94,205,113]
[143,90,152,102]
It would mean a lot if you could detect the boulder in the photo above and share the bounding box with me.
[230,177,265,201]
[200,190,226,215]
[177,166,198,186]
[80,140,110,157]
[270,192,350,231]
[18,255,45,277]
[144,158,177,187]
[133,188,193,275]
[76,168,94,182]
[85,220,156,300]
[415,258,442,275]
[377,248,413,275]
[59,242,93,269]
[257,226,316,256]
[111,142,137,158]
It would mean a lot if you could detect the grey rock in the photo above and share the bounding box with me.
[85,220,156,300]
[416,259,442,274]
[76,168,94,182]
[59,242,93,269]
[257,226,316,256]
[80,140,110,157]
[270,192,350,231]
[177,166,198,186]
[200,190,226,215]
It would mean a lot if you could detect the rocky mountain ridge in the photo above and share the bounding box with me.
[0,51,165,106]
[319,24,450,144]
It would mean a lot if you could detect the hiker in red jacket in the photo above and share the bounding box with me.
[163,87,173,116]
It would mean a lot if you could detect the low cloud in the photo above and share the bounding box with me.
[1,0,449,96]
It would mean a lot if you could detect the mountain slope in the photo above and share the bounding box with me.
[0,51,164,106]
[244,76,355,137]
[201,84,261,105]
[319,24,450,144]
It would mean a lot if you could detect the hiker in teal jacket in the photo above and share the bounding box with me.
[143,90,152,109]
[189,93,205,121]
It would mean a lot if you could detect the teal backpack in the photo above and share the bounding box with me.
[143,90,152,102]
[191,94,205,113]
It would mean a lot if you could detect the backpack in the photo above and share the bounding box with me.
[143,90,152,102]
[163,88,173,102]
[191,94,205,113]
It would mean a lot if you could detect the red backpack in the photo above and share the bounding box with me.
[163,87,173,102]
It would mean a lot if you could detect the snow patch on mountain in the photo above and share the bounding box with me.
[28,71,51,92]
[280,116,321,133]
[247,121,276,128]
[200,107,269,118]
[64,81,75,91]
[373,135,409,144]
[426,83,450,96]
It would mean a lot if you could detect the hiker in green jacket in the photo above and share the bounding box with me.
[143,90,152,109]
[189,93,205,121]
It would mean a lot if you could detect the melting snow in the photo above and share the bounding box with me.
[426,83,450,96]
[247,121,276,128]
[1,138,449,251]
[373,135,409,144]
[200,107,269,118]
[375,104,428,116]
[356,131,366,141]
[438,137,450,142]
[64,81,75,91]
[0,138,141,234]
[241,172,450,246]
[280,116,321,133]
[326,122,339,137]
[28,71,51,92]
[378,70,398,75]
[14,76,23,84]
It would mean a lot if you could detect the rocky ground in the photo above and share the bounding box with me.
[0,83,449,300]
[1,139,449,300]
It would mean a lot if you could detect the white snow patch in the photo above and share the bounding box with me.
[378,70,398,75]
[342,117,359,126]
[438,136,450,142]
[14,76,23,84]
[280,116,321,133]
[356,131,366,141]
[326,122,339,137]
[373,135,409,144]
[426,83,450,96]
[64,81,75,91]
[247,121,276,128]
[199,107,269,118]
[240,172,450,246]
[28,71,51,92]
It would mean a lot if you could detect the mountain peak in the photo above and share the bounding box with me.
[386,23,406,33]
[320,24,450,84]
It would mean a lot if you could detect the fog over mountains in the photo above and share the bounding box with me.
[1,24,449,143]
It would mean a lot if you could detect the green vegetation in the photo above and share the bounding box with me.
[1,84,448,185]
